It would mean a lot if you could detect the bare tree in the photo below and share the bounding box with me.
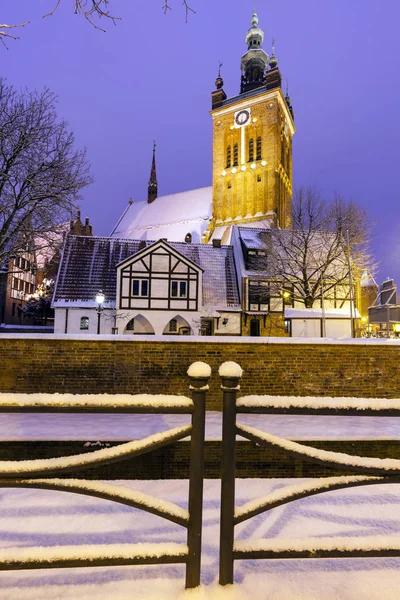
[0,79,92,268]
[1,1,195,48]
[266,187,374,308]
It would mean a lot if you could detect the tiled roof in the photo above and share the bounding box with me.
[54,235,240,309]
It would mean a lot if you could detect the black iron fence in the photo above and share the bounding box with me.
[219,361,400,585]
[0,362,210,589]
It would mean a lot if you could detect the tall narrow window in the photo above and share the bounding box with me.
[169,319,177,332]
[233,143,239,166]
[226,145,231,168]
[248,138,254,162]
[256,136,262,160]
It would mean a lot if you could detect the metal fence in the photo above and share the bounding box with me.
[0,363,210,589]
[219,362,400,585]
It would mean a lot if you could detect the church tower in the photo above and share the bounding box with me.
[209,12,295,234]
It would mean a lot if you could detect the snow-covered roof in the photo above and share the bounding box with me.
[53,235,240,310]
[110,187,212,244]
[285,307,361,319]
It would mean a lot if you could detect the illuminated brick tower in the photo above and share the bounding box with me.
[209,12,295,234]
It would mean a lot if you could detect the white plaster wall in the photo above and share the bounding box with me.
[54,308,114,334]
[213,312,241,335]
[291,318,352,338]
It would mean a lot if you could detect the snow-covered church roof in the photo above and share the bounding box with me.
[110,187,212,244]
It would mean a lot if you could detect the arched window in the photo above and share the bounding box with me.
[233,143,239,166]
[256,136,262,160]
[248,138,254,162]
[226,145,231,168]
[169,319,177,333]
[80,316,89,330]
[126,318,135,331]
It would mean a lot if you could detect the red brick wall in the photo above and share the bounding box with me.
[0,336,399,409]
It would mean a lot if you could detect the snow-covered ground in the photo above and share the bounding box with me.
[1,411,400,441]
[1,479,400,599]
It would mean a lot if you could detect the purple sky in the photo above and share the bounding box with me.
[3,1,400,285]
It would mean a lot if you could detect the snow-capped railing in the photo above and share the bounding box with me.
[218,361,400,586]
[0,361,212,589]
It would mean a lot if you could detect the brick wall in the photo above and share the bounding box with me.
[1,336,400,409]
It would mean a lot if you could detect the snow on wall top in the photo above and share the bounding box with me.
[110,186,212,244]
[53,235,240,309]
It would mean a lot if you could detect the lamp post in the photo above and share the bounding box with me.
[95,290,105,335]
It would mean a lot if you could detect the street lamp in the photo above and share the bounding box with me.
[95,290,105,334]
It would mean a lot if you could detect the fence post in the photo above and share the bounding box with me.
[185,362,211,589]
[219,361,243,586]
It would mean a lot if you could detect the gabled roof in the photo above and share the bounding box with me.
[116,239,204,273]
[110,186,212,244]
[53,235,240,310]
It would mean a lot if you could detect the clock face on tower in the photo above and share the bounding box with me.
[234,108,251,127]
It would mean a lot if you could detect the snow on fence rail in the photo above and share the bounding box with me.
[0,361,212,590]
[218,361,400,586]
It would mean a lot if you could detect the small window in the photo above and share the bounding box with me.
[80,316,89,330]
[126,318,135,331]
[257,174,262,182]
[233,143,239,166]
[171,281,187,298]
[248,138,254,162]
[132,279,149,297]
[226,145,231,168]
[169,319,177,332]
[256,136,262,160]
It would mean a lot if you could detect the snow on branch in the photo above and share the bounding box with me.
[236,423,400,474]
[0,425,192,477]
[235,475,384,524]
[0,21,30,49]
[5,478,188,525]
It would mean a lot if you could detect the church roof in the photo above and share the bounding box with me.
[53,235,240,310]
[110,186,212,244]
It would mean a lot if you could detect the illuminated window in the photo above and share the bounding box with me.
[171,281,187,298]
[132,279,148,297]
[256,136,262,160]
[226,145,231,168]
[80,316,89,330]
[248,138,254,162]
[233,143,239,166]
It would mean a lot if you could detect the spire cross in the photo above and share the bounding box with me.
[218,61,223,77]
